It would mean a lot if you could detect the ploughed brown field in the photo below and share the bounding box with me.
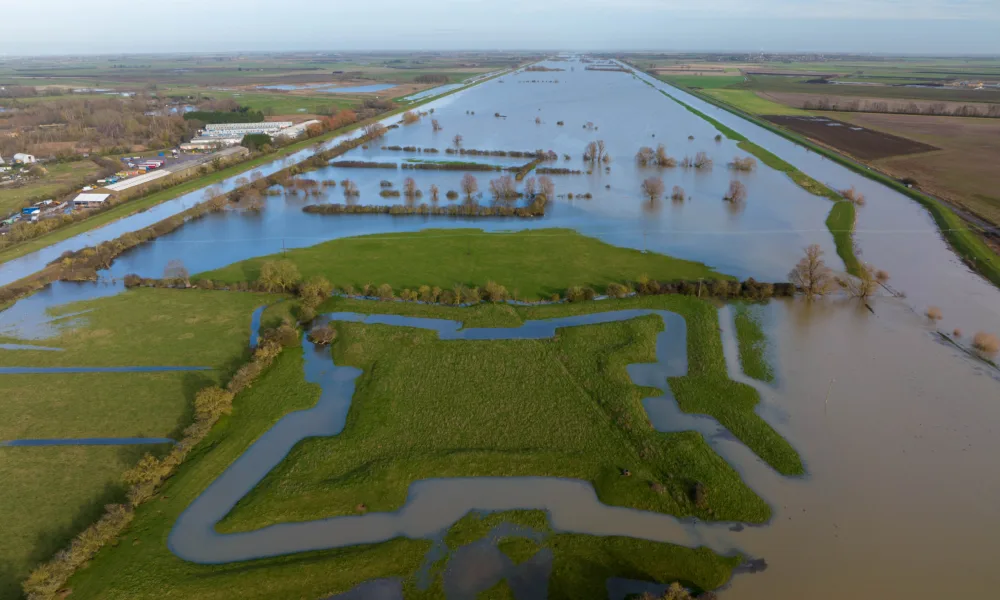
[764,115,939,160]
[828,112,1000,227]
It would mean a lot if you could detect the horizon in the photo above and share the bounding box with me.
[2,0,999,56]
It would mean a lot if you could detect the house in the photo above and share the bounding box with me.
[72,192,111,209]
[13,153,36,164]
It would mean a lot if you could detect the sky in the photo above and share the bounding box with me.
[1,0,998,56]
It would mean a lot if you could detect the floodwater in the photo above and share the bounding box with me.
[3,58,1000,598]
[258,83,397,94]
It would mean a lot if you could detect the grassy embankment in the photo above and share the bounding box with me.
[655,86,861,276]
[65,336,744,599]
[197,228,734,299]
[662,75,1000,288]
[0,288,277,596]
[0,70,508,267]
[733,304,774,383]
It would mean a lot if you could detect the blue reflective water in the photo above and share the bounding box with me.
[1,437,174,447]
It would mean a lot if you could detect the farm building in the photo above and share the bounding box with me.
[72,192,111,208]
[13,153,36,164]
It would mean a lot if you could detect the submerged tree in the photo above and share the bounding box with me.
[431,119,442,132]
[724,180,747,203]
[641,176,665,201]
[636,146,656,167]
[538,175,555,199]
[363,122,387,139]
[655,144,676,167]
[429,184,440,203]
[403,177,418,198]
[461,173,479,199]
[489,175,517,202]
[163,259,189,282]
[838,263,882,299]
[670,185,686,202]
[341,179,360,198]
[788,244,834,298]
[523,176,537,197]
[453,134,463,148]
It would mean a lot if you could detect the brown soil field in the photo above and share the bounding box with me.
[765,115,939,160]
[760,91,1000,117]
[826,112,1000,227]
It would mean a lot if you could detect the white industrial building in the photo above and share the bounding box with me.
[105,169,172,192]
[202,122,292,137]
[13,153,36,164]
[72,192,111,208]
[272,120,321,139]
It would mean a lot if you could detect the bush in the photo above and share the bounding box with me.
[482,280,510,302]
[605,282,630,298]
[194,386,235,421]
[308,325,336,345]
[258,260,301,292]
[972,332,999,355]
[565,286,596,302]
[377,283,395,301]
[926,306,943,321]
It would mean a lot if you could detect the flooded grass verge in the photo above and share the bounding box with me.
[658,74,1000,289]
[733,304,775,383]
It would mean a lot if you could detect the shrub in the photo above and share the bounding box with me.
[729,156,757,171]
[953,328,962,338]
[566,286,596,302]
[841,185,867,206]
[446,190,459,200]
[439,289,457,305]
[298,305,317,324]
[262,322,300,348]
[308,325,336,345]
[724,180,747,202]
[483,280,510,302]
[605,282,630,298]
[670,186,685,202]
[377,283,395,301]
[298,275,333,306]
[258,260,301,292]
[926,306,943,321]
[691,481,708,509]
[194,386,235,421]
[972,332,999,355]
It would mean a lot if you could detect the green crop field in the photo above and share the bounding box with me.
[197,228,734,299]
[205,90,356,116]
[704,89,809,116]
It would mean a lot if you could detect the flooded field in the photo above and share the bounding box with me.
[3,58,1000,598]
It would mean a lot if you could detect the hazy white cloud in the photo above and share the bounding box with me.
[0,0,997,55]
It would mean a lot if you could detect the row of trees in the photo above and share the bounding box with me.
[800,96,1000,119]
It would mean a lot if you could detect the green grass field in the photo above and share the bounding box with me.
[661,75,745,90]
[0,288,275,595]
[0,288,278,368]
[218,299,772,534]
[0,160,102,216]
[0,372,216,440]
[61,339,741,599]
[207,90,356,116]
[705,89,809,116]
[196,228,733,299]
[733,304,774,383]
[0,445,170,599]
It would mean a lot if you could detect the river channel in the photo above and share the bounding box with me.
[3,59,1000,598]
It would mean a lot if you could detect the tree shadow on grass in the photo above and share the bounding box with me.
[0,560,25,600]
[24,480,126,584]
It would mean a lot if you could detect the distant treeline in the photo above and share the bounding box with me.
[800,97,1000,119]
[184,108,265,124]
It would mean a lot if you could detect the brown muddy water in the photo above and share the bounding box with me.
[723,298,1000,599]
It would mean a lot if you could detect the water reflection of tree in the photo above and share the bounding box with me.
[642,197,662,216]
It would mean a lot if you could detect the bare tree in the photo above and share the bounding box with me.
[636,146,656,167]
[693,151,713,169]
[342,179,359,198]
[724,180,747,202]
[523,177,537,197]
[671,185,686,202]
[538,175,555,199]
[583,140,608,164]
[641,177,665,201]
[461,173,479,198]
[243,187,264,212]
[788,244,834,297]
[431,119,442,132]
[163,259,189,282]
[403,177,418,197]
[729,156,756,171]
[402,111,420,125]
[363,122,387,139]
[841,186,866,206]
[453,134,463,148]
[838,263,881,299]
[489,175,517,202]
[429,184,440,203]
[655,144,675,167]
